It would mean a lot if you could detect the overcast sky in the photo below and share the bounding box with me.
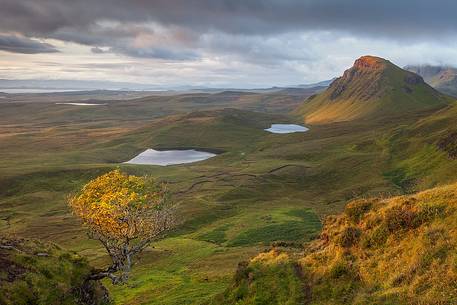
[1,0,457,88]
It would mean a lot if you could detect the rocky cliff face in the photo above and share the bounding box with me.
[327,56,424,101]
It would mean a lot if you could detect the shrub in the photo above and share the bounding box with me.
[338,226,361,248]
[270,240,303,248]
[384,205,418,232]
[330,260,351,279]
[345,199,372,223]
[417,203,447,223]
[361,224,389,248]
[233,261,250,284]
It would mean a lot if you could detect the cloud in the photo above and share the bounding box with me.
[0,33,58,54]
[2,1,456,62]
[109,46,198,60]
[2,1,457,87]
[90,47,106,54]
[1,1,457,40]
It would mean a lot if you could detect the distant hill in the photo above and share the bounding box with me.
[0,78,330,94]
[296,78,336,89]
[127,108,288,155]
[216,182,457,305]
[405,65,457,97]
[296,56,451,124]
[275,86,327,96]
[0,78,163,91]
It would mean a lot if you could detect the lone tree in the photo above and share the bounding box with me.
[69,169,176,284]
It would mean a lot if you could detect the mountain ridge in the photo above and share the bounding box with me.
[405,64,457,97]
[296,55,452,124]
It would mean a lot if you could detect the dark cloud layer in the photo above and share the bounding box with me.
[0,33,58,54]
[109,46,199,60]
[1,0,457,59]
[1,1,457,38]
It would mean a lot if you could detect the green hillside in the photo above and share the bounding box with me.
[297,56,452,124]
[381,102,457,192]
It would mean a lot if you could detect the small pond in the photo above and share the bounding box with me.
[124,149,216,166]
[265,124,309,134]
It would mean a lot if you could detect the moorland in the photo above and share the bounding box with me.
[1,56,456,304]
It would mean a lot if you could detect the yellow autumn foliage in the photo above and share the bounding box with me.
[69,169,168,240]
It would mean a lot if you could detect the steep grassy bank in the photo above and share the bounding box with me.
[302,182,457,305]
[219,182,457,305]
[382,103,457,192]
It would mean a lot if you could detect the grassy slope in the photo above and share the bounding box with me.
[382,103,457,192]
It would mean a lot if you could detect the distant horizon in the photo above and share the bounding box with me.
[0,77,334,92]
[0,59,455,93]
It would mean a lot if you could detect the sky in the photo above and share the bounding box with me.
[1,0,457,88]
